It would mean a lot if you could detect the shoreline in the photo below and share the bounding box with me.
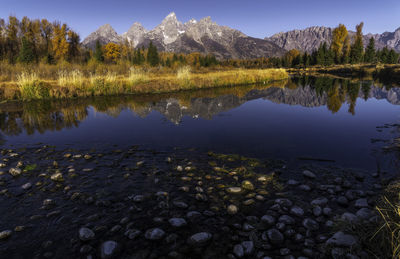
[0,68,288,101]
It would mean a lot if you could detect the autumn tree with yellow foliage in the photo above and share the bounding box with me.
[331,24,348,63]
[103,43,121,63]
[52,23,69,60]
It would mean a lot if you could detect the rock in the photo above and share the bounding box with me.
[280,248,291,255]
[9,168,22,176]
[302,170,316,178]
[50,172,64,182]
[341,212,358,223]
[125,229,141,240]
[323,207,332,216]
[80,245,93,254]
[298,184,311,191]
[279,215,295,224]
[241,241,254,255]
[169,218,187,228]
[226,187,242,194]
[326,231,358,247]
[302,218,319,231]
[313,206,322,216]
[42,199,55,207]
[79,227,95,241]
[173,200,188,208]
[290,206,304,217]
[355,198,368,208]
[145,228,165,240]
[227,204,238,215]
[311,197,328,206]
[187,232,212,246]
[287,179,299,186]
[233,244,244,258]
[275,198,293,207]
[0,230,12,240]
[337,196,349,206]
[356,208,373,220]
[241,180,254,191]
[261,215,276,226]
[21,183,32,190]
[100,241,119,259]
[267,229,284,245]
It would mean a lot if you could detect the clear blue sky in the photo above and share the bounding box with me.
[1,0,399,39]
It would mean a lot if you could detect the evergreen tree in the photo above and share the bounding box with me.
[364,37,376,63]
[316,43,327,65]
[388,49,399,64]
[378,47,389,63]
[146,41,159,66]
[18,37,35,63]
[94,40,104,62]
[350,22,364,64]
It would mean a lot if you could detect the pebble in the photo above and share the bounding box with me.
[326,231,358,247]
[261,215,276,226]
[169,218,187,228]
[290,206,304,217]
[302,170,316,178]
[302,218,319,231]
[50,172,64,182]
[241,180,254,190]
[0,230,12,240]
[9,168,22,176]
[187,232,212,246]
[226,187,242,194]
[144,228,165,240]
[79,227,95,241]
[355,198,368,208]
[311,197,328,206]
[100,241,119,259]
[267,229,284,245]
[21,182,32,190]
[227,204,238,215]
[337,196,349,206]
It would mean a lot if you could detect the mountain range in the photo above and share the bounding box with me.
[82,12,400,59]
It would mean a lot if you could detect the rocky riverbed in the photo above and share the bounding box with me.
[0,145,387,258]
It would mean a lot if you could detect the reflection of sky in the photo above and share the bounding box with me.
[3,95,400,170]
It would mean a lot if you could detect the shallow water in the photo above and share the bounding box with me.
[1,76,399,258]
[1,76,399,170]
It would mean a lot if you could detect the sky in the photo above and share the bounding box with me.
[1,0,399,40]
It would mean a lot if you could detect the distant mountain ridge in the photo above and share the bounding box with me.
[266,26,400,53]
[82,12,285,59]
[82,13,400,58]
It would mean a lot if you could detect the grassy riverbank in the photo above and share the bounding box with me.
[287,64,400,85]
[0,63,288,100]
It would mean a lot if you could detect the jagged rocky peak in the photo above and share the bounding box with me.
[82,23,121,49]
[123,22,148,47]
[152,12,185,45]
[266,26,333,53]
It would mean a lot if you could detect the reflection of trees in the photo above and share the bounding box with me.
[0,76,396,136]
[362,81,372,100]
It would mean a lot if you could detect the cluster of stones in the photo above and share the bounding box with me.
[0,147,382,258]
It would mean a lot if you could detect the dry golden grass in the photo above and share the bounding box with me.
[0,65,288,100]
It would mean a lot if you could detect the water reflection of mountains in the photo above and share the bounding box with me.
[1,77,399,136]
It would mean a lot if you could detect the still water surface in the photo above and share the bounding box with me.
[1,77,399,170]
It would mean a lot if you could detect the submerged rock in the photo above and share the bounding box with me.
[79,227,95,241]
[187,232,212,246]
[145,228,165,240]
[100,241,119,259]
